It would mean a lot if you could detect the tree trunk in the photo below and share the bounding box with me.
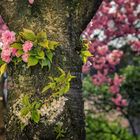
[0,0,101,139]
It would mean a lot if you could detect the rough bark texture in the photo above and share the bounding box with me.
[0,0,102,139]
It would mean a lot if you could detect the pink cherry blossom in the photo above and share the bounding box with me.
[92,56,106,70]
[28,0,34,4]
[1,30,16,45]
[1,47,11,63]
[112,94,127,107]
[11,48,17,56]
[82,61,91,74]
[22,53,29,62]
[97,45,109,56]
[23,41,33,52]
[131,41,140,53]
[121,99,127,106]
[109,85,120,94]
[92,72,106,86]
[112,94,122,106]
[106,50,123,65]
[113,74,124,86]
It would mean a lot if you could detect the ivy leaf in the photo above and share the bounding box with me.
[0,63,7,77]
[28,56,39,67]
[31,110,40,123]
[11,43,22,49]
[20,28,36,41]
[48,40,59,50]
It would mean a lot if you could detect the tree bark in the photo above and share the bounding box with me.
[0,0,102,139]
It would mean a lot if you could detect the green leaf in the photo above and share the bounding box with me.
[11,43,22,49]
[36,50,45,59]
[35,102,41,109]
[46,51,53,63]
[37,32,47,40]
[28,56,39,67]
[41,57,51,69]
[20,107,30,116]
[31,110,40,123]
[0,59,4,65]
[42,82,56,93]
[20,28,36,41]
[17,49,24,56]
[81,51,92,63]
[0,63,7,77]
[22,95,30,106]
[38,40,48,48]
[48,40,59,50]
[58,67,65,75]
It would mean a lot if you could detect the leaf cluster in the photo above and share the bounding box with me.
[11,29,60,68]
[81,43,92,63]
[86,114,138,140]
[54,123,65,140]
[42,67,75,97]
[20,95,41,124]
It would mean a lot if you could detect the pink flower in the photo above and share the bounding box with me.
[82,61,91,74]
[113,74,124,86]
[106,50,123,65]
[109,85,120,94]
[97,45,109,56]
[92,72,106,86]
[112,94,127,107]
[131,41,140,53]
[112,94,122,106]
[28,0,34,4]
[11,48,17,56]
[121,99,127,106]
[1,47,11,63]
[93,56,106,70]
[1,30,16,45]
[22,53,29,62]
[23,41,33,53]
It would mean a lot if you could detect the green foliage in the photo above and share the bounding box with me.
[120,65,140,115]
[42,67,75,97]
[20,95,41,124]
[10,29,60,69]
[19,28,36,41]
[86,114,138,140]
[0,63,7,77]
[81,43,92,63]
[54,123,65,140]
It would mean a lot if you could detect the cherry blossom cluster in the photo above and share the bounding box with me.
[0,16,15,63]
[0,16,33,63]
[81,0,140,109]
